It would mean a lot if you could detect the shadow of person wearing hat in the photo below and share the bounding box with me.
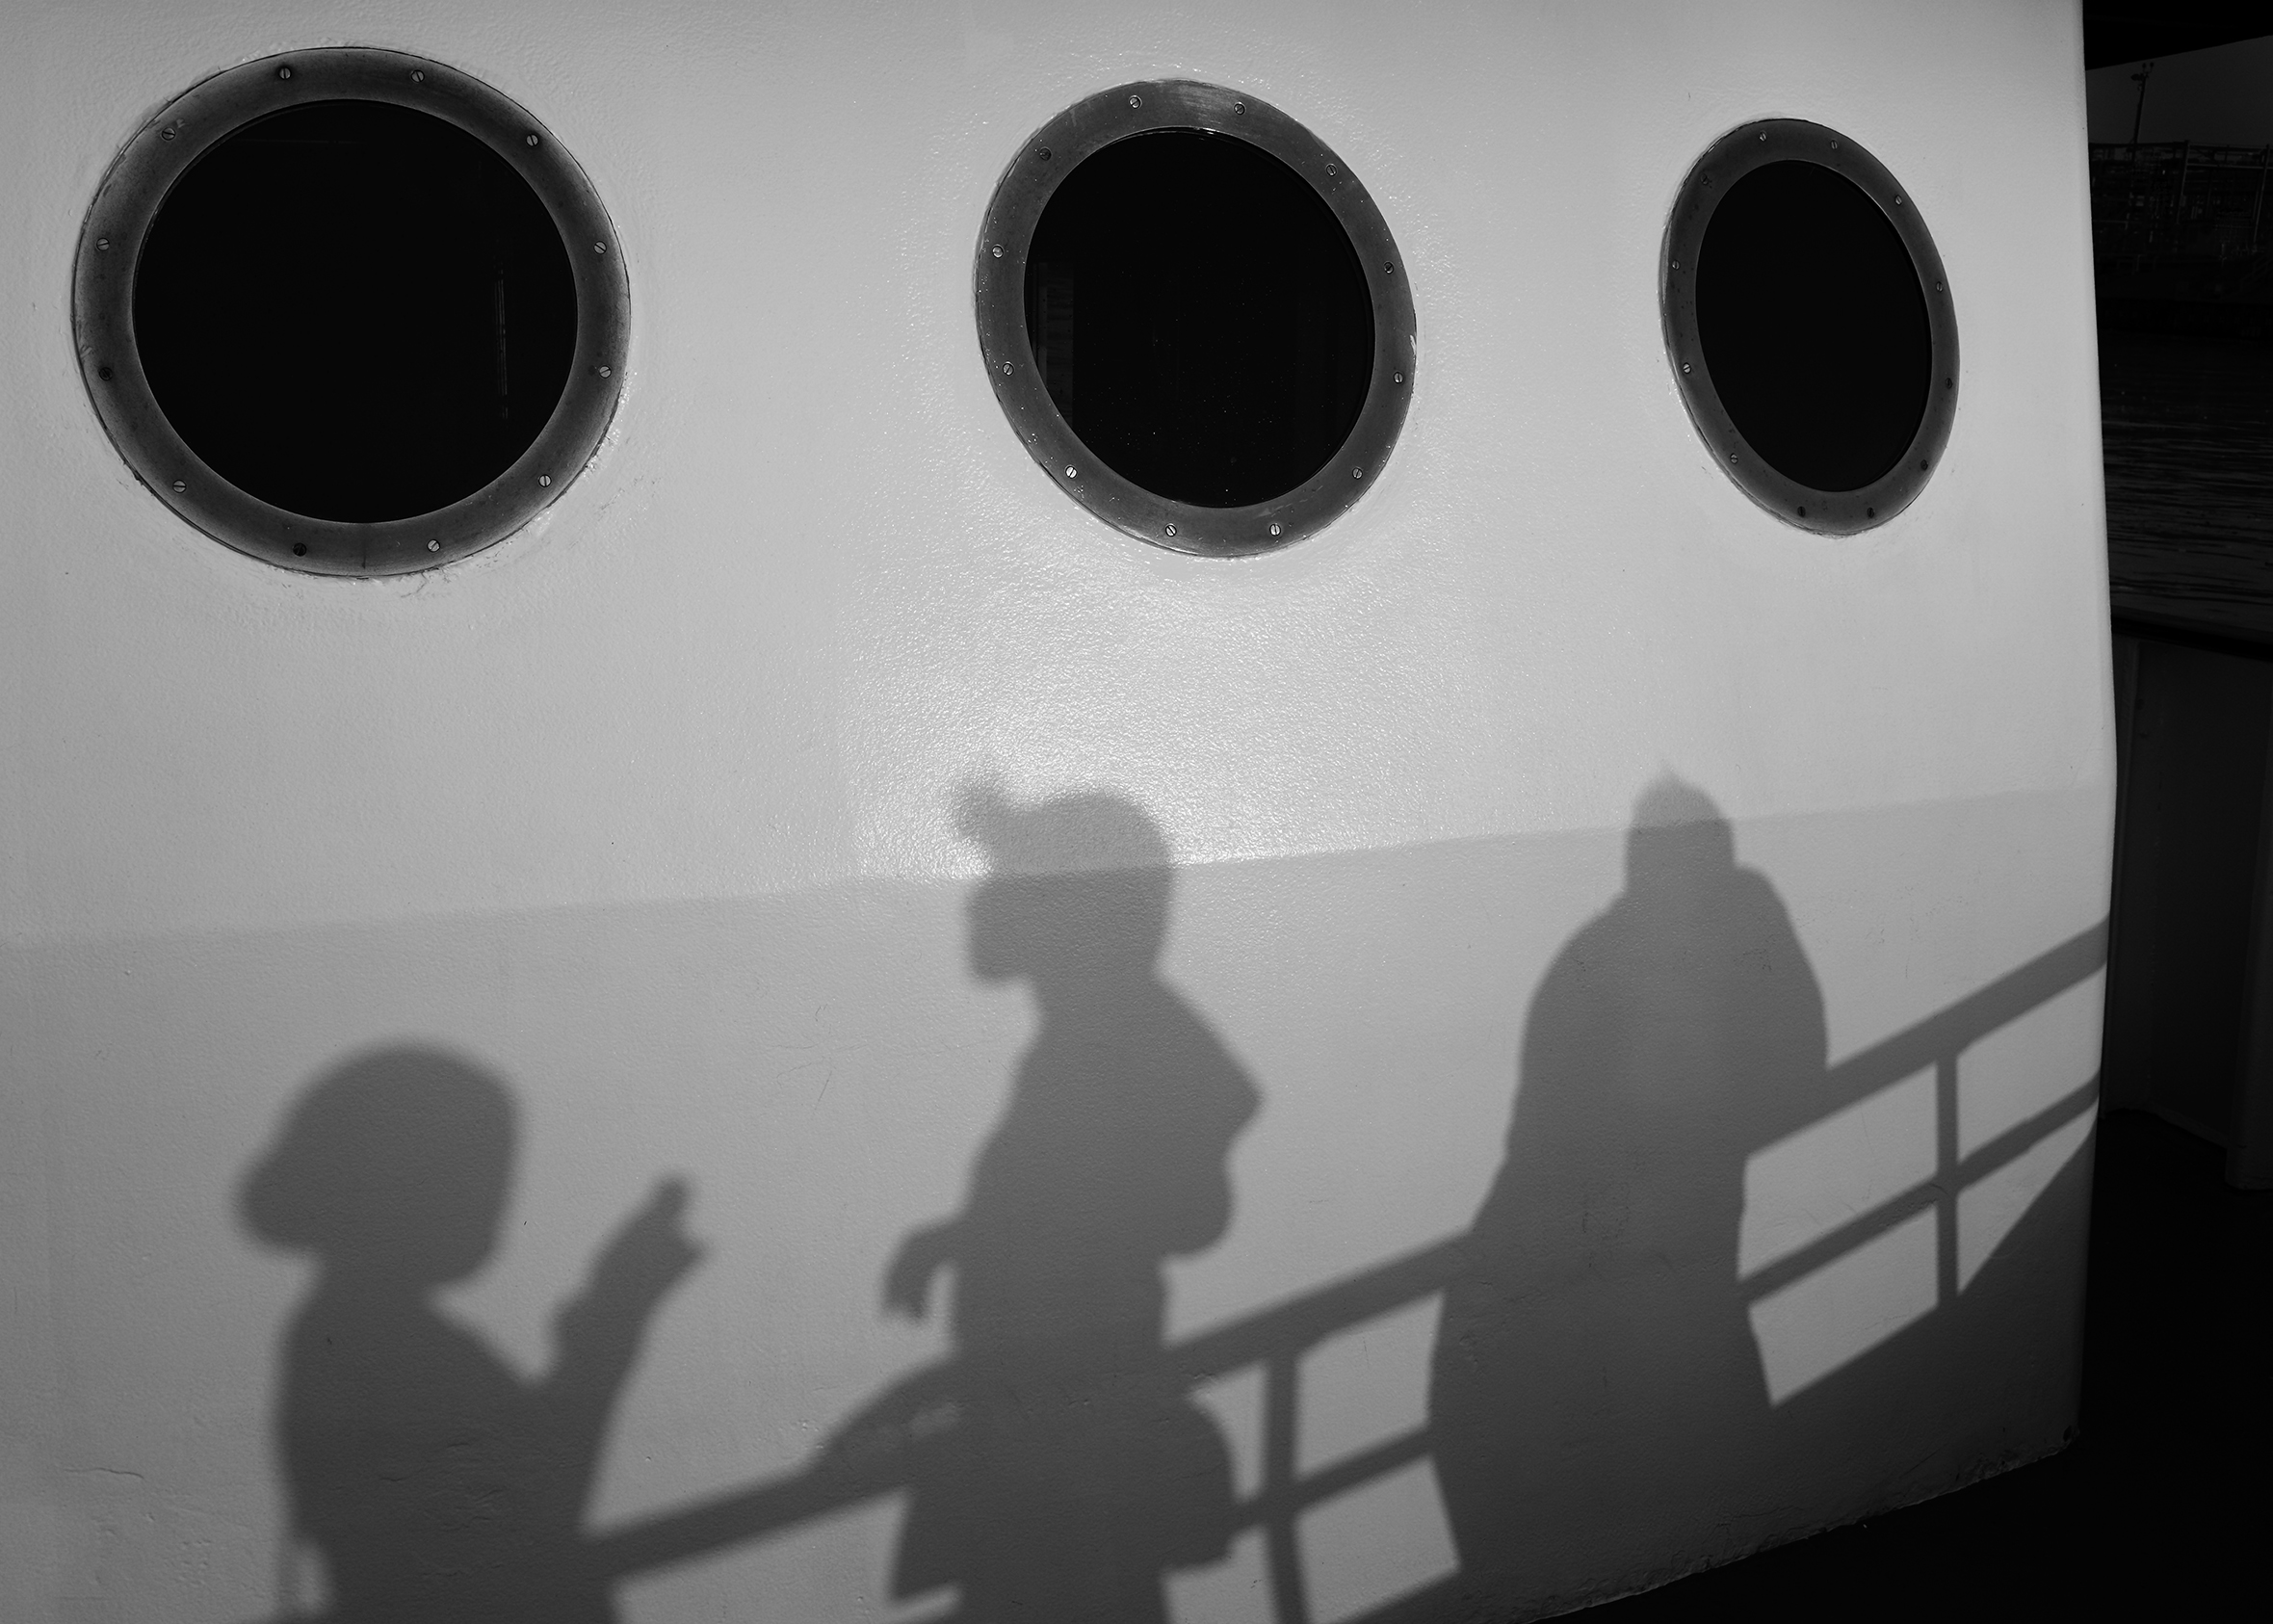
[240,1046,701,1624]
[823,783,1259,1623]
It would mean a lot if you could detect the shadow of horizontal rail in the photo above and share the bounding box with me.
[583,1233,1474,1584]
[1816,922,2104,1106]
[256,921,2111,1623]
[590,923,2111,1592]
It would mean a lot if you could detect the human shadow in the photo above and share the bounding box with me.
[239,1046,702,1624]
[1429,777,1832,1609]
[822,784,1261,1622]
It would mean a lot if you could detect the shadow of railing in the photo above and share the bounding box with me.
[576,1231,1471,1624]
[570,920,2105,1624]
[1737,920,2104,1321]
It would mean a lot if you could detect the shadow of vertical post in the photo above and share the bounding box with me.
[1937,1054,1963,1306]
[377,920,2106,1624]
[1261,1348,1309,1624]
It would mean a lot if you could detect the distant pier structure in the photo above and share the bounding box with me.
[2092,142,2273,335]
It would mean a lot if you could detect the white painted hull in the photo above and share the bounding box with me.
[0,3,2110,1620]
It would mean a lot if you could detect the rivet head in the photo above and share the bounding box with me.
[171,480,186,491]
[1920,458,1929,471]
[1034,145,1051,161]
[410,69,425,83]
[1325,164,1337,175]
[1232,101,1246,115]
[1064,465,1077,478]
[292,543,307,556]
[599,364,613,378]
[1894,196,1904,206]
[1728,453,1737,463]
[537,474,552,486]
[96,237,111,250]
[1001,361,1013,375]
[97,365,114,380]
[1384,261,1395,274]
[1163,523,1177,537]
[1830,140,1840,149]
[276,65,293,79]
[1352,467,1364,480]
[428,539,441,551]
[161,128,175,140]
[525,133,540,147]
[1682,362,1692,374]
[1670,260,1680,271]
[1757,131,1764,141]
[1268,522,1282,537]
[1129,94,1142,108]
[1934,280,1944,292]
[992,245,1004,258]
[1393,372,1404,383]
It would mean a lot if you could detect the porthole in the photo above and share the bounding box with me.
[72,49,628,574]
[976,82,1416,557]
[1661,120,1956,534]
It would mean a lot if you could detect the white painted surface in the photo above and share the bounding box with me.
[1749,1206,1943,1407]
[1295,1297,1439,1479]
[1,2,2109,1621]
[1740,1066,1937,1279]
[1297,1462,1461,1624]
[1960,1112,2100,1293]
[1961,969,2107,1158]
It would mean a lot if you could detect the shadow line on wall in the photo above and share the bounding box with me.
[239,781,2104,1624]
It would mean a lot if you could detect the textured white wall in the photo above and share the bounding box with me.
[1,2,2109,1621]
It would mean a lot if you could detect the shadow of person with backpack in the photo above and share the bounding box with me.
[1430,777,1831,1614]
[824,784,1260,1622]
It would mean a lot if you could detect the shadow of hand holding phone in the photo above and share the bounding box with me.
[240,1047,701,1624]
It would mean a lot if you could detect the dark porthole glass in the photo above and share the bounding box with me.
[977,81,1417,556]
[73,48,628,574]
[1696,161,1929,492]
[137,100,577,524]
[1662,119,1957,534]
[1024,129,1373,509]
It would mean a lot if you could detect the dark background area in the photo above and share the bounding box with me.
[2083,2,2270,70]
[1591,1109,2270,1618]
[1594,8,2273,1613]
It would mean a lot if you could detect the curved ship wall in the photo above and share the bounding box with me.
[0,2,2110,1620]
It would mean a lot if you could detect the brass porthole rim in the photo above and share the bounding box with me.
[974,79,1418,558]
[1660,118,1958,536]
[71,45,631,576]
